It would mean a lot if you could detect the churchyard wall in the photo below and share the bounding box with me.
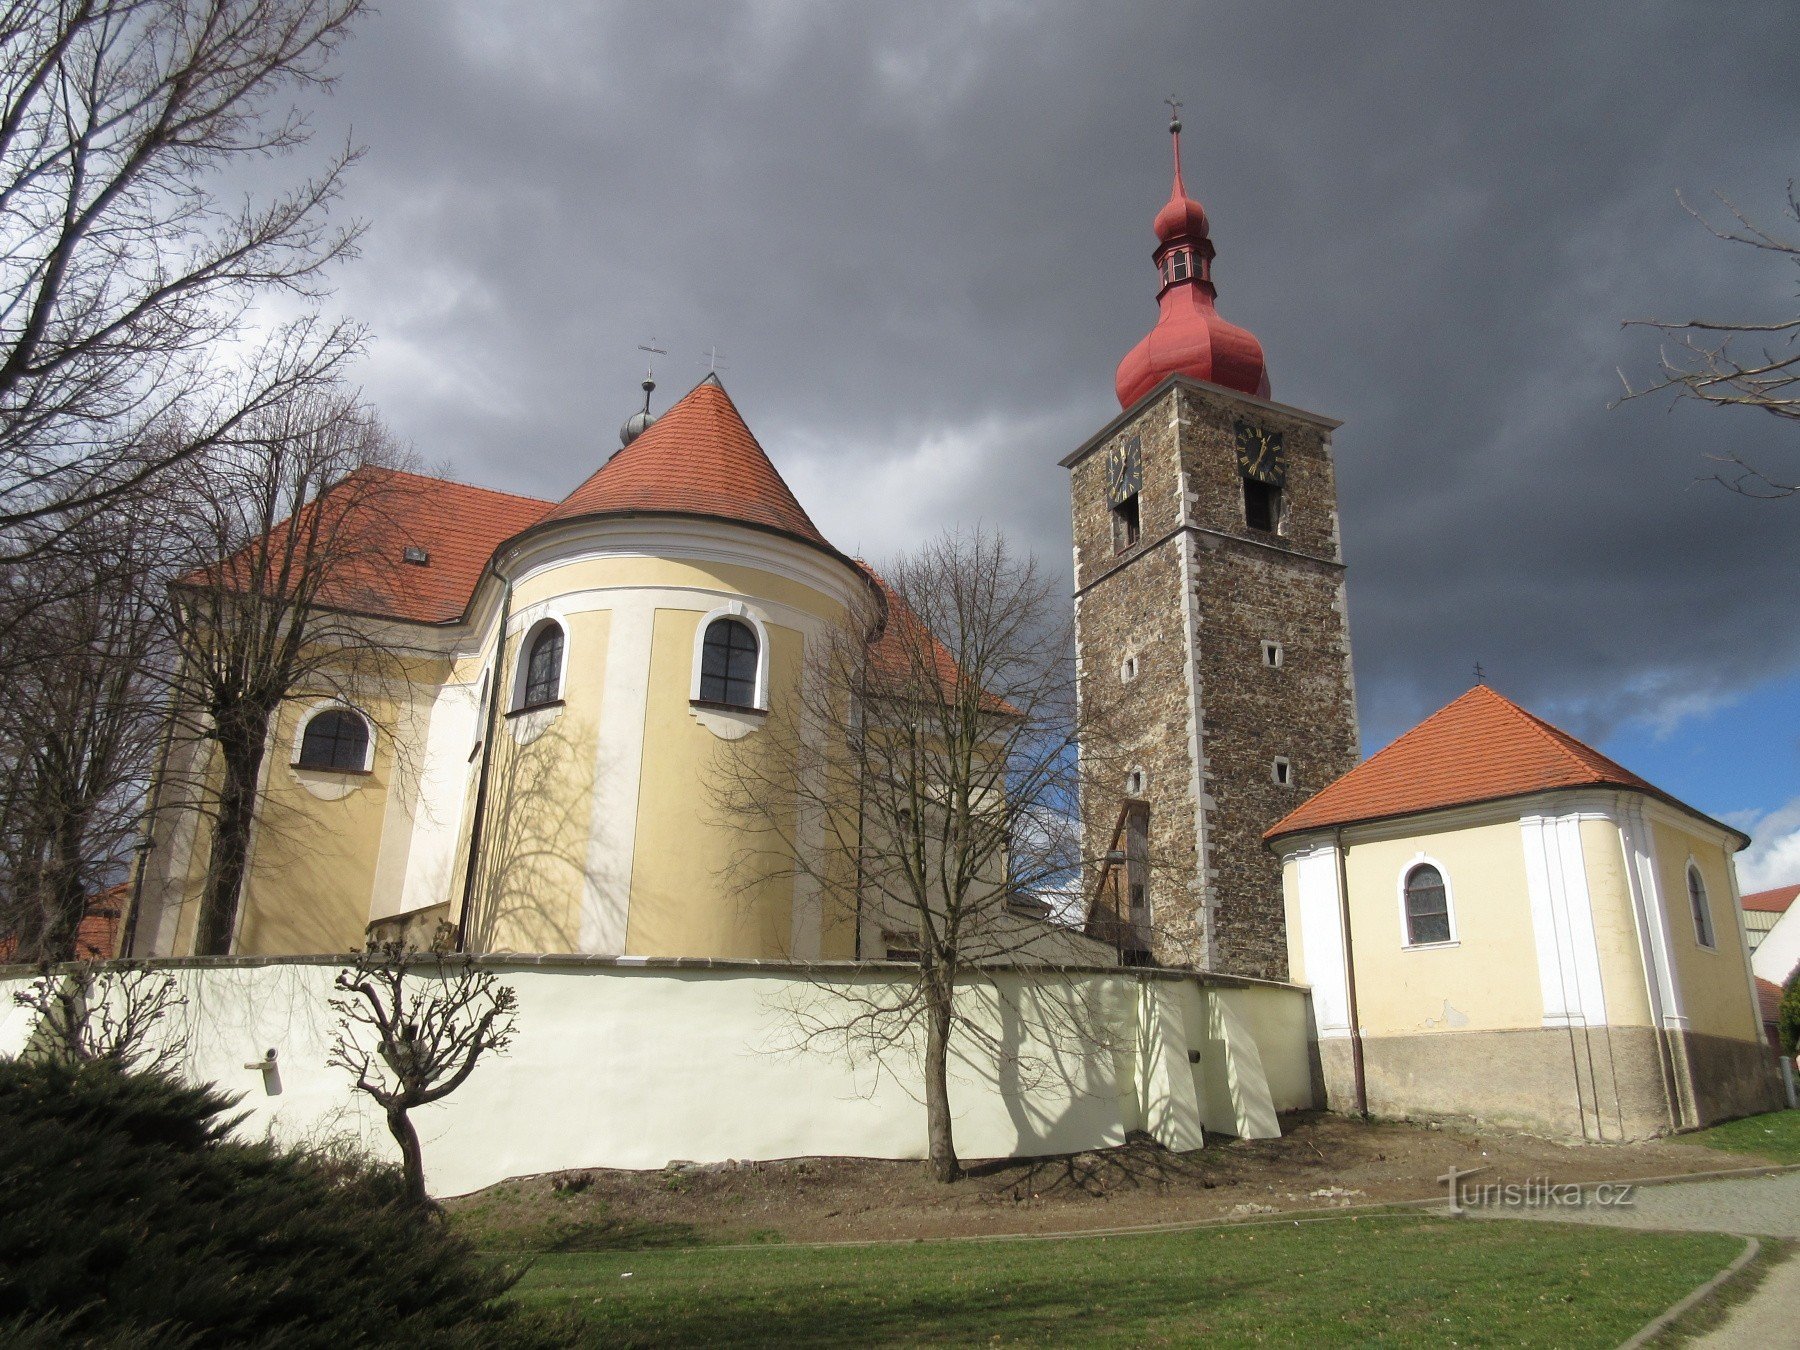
[0,956,1315,1198]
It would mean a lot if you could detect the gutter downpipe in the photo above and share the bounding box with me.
[455,567,512,954]
[1335,826,1368,1118]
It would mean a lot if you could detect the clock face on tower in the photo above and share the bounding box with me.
[1107,435,1143,505]
[1234,419,1286,486]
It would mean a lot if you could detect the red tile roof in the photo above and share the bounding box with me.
[861,566,1017,716]
[316,469,551,624]
[1743,884,1800,915]
[0,883,125,963]
[1265,684,1740,844]
[1757,977,1785,1027]
[540,375,831,549]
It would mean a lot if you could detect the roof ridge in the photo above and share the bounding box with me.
[378,465,556,509]
[1478,686,1614,776]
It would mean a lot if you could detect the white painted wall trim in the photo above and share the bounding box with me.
[581,601,654,954]
[1618,801,1687,1030]
[508,613,571,711]
[1293,845,1350,1038]
[1520,813,1608,1028]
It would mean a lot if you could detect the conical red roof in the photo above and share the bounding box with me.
[1264,684,1740,843]
[539,375,830,549]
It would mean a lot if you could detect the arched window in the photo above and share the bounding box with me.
[297,708,370,772]
[1687,864,1715,949]
[699,616,759,708]
[1403,863,1451,946]
[521,623,564,708]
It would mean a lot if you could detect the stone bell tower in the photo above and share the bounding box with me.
[1067,111,1360,980]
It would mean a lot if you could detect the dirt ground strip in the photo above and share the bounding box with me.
[447,1112,1767,1248]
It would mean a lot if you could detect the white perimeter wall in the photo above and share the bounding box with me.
[0,958,1314,1198]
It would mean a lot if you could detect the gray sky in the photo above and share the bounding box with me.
[300,0,1798,767]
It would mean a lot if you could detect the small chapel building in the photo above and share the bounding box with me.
[1267,684,1784,1139]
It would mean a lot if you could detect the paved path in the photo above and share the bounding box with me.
[1471,1168,1800,1238]
[1689,1247,1800,1348]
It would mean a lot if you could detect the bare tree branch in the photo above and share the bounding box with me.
[0,0,369,546]
[328,942,518,1211]
[1620,183,1800,496]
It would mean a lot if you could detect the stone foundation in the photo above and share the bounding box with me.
[1315,1024,1785,1141]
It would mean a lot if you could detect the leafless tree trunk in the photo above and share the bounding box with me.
[712,529,1130,1184]
[160,387,415,955]
[0,509,174,961]
[1621,184,1800,496]
[0,0,370,553]
[328,943,518,1211]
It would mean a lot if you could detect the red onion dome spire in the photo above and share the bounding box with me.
[1114,105,1270,407]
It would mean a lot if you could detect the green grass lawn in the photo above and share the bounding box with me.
[1672,1108,1800,1165]
[507,1215,1740,1347]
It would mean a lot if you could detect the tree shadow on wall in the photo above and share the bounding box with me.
[460,717,604,955]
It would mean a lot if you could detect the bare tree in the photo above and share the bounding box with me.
[160,386,415,954]
[13,959,188,1073]
[328,943,518,1211]
[0,0,369,553]
[1622,184,1800,496]
[712,530,1125,1183]
[0,509,175,961]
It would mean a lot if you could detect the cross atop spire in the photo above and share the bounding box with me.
[1165,96,1185,193]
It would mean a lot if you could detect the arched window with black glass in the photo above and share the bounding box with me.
[297,707,370,773]
[1687,864,1715,949]
[699,616,759,708]
[1403,863,1452,946]
[520,622,564,709]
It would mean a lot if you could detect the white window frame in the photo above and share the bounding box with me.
[512,616,570,711]
[1686,859,1717,952]
[690,601,772,711]
[1398,853,1459,950]
[290,699,375,774]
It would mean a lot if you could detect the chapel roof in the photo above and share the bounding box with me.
[1743,884,1800,915]
[1264,684,1745,846]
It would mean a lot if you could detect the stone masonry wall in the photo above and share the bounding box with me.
[1071,388,1207,962]
[1069,378,1360,980]
[1178,384,1360,978]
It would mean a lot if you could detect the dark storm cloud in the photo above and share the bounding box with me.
[308,0,1799,750]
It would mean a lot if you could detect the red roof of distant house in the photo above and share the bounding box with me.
[540,376,831,550]
[1757,978,1785,1027]
[1743,884,1800,915]
[1265,684,1741,844]
[0,883,125,963]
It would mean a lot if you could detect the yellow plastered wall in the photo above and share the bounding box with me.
[1653,819,1761,1043]
[1342,820,1545,1034]
[465,606,610,954]
[235,691,395,955]
[625,606,804,958]
[1577,817,1655,1029]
